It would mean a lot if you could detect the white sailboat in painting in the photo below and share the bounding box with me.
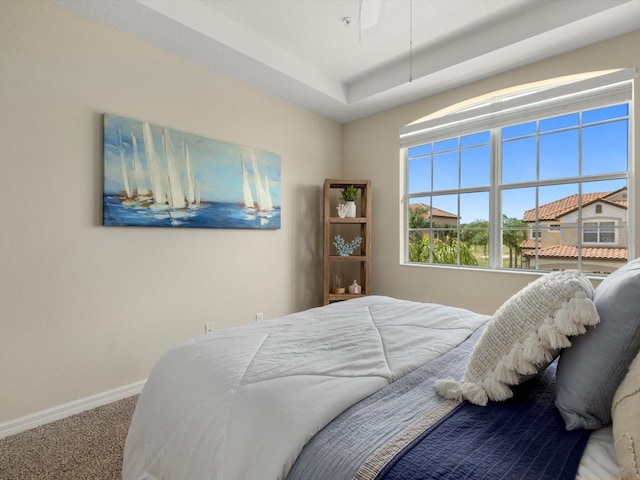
[251,152,266,211]
[164,128,199,223]
[242,157,256,217]
[130,132,150,201]
[264,173,274,212]
[118,131,137,205]
[184,142,200,209]
[118,123,203,224]
[163,128,187,210]
[142,122,170,212]
[249,149,274,225]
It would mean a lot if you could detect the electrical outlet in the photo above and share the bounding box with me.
[255,312,264,322]
[204,322,214,334]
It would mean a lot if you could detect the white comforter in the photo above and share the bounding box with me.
[123,296,489,480]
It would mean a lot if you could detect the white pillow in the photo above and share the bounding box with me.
[612,351,640,479]
[436,270,599,406]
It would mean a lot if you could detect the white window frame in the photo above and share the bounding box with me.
[401,68,635,271]
[583,220,617,245]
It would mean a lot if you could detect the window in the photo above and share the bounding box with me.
[402,69,634,274]
[583,221,615,244]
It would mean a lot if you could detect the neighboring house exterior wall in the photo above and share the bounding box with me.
[521,189,628,273]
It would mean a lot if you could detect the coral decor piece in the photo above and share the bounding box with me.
[333,235,362,256]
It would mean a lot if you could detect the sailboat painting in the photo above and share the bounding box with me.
[103,113,281,229]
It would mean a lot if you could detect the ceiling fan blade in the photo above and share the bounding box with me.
[360,0,382,29]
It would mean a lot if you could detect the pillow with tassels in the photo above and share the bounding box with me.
[436,270,599,406]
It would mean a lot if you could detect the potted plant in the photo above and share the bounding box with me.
[340,185,359,217]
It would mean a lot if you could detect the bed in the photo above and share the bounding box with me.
[123,262,640,480]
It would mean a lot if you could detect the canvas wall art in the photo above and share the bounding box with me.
[103,113,281,229]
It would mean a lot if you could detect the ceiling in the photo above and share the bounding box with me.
[53,0,640,123]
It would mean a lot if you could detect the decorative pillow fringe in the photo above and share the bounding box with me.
[435,379,463,401]
[554,304,588,336]
[435,379,491,406]
[522,332,553,366]
[435,376,514,406]
[506,344,538,374]
[482,378,512,402]
[463,382,490,406]
[538,323,572,350]
[568,292,600,326]
[493,362,520,385]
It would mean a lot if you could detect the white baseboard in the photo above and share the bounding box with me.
[0,380,146,440]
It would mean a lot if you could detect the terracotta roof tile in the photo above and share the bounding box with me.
[522,188,627,222]
[520,239,540,249]
[409,203,458,219]
[522,192,608,222]
[522,245,627,260]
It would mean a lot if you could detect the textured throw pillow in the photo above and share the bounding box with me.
[556,257,640,430]
[612,351,640,480]
[436,270,599,406]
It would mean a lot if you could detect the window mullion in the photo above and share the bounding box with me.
[490,127,502,269]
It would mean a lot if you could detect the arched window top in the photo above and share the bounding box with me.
[400,68,634,148]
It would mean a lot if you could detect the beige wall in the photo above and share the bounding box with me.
[343,29,640,315]
[0,1,342,423]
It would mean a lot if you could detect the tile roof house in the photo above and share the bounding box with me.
[409,203,459,226]
[520,187,628,273]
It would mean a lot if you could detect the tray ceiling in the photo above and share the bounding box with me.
[53,0,640,123]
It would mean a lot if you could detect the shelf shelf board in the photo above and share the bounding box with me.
[324,179,370,189]
[328,217,367,224]
[328,255,368,261]
[329,293,366,302]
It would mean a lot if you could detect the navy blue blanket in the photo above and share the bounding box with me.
[378,363,591,480]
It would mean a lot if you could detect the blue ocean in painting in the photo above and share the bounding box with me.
[104,195,281,229]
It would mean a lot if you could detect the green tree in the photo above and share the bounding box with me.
[502,215,528,268]
[409,205,431,228]
[461,220,490,257]
[409,234,431,263]
[408,205,431,246]
[409,234,478,266]
[408,205,479,266]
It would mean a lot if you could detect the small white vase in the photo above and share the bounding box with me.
[348,280,361,294]
[345,201,356,218]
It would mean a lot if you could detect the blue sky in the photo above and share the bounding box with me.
[408,103,628,224]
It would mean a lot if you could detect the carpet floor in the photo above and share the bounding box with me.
[0,395,137,480]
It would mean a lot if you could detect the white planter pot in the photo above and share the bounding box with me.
[345,201,356,218]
